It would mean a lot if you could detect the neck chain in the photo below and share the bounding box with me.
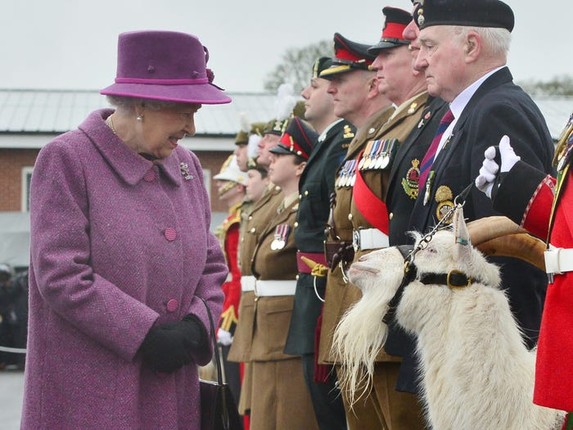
[106,115,118,136]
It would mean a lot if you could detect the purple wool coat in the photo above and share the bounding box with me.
[21,109,227,429]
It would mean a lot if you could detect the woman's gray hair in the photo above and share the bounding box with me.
[451,26,511,59]
[106,96,185,112]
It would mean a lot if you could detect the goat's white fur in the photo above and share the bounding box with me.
[333,208,565,429]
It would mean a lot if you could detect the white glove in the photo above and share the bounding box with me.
[498,135,520,173]
[217,328,233,346]
[475,135,520,198]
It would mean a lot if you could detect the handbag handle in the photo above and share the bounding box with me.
[199,297,225,385]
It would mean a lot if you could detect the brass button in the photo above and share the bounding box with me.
[389,212,394,220]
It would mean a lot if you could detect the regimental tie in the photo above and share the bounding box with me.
[418,108,455,189]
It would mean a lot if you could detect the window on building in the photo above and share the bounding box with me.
[21,167,33,212]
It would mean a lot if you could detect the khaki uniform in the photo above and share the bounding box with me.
[321,94,430,429]
[246,195,319,430]
[228,185,282,414]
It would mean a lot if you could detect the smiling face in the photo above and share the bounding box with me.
[134,103,201,159]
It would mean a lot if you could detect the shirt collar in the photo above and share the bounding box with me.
[450,66,505,119]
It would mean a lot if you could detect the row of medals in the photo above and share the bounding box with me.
[271,224,290,250]
[335,139,398,188]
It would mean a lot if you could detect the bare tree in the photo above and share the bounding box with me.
[263,40,332,93]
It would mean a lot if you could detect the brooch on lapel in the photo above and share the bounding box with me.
[418,111,432,129]
[179,162,193,180]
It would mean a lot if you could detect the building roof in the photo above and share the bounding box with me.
[0,89,571,140]
[0,89,277,136]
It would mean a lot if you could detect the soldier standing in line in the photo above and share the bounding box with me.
[475,115,573,426]
[316,32,394,429]
[227,97,296,423]
[284,56,355,430]
[213,154,249,406]
[328,7,444,428]
[247,117,319,430]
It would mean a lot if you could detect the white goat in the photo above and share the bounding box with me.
[333,207,565,430]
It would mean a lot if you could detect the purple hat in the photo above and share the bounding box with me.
[101,30,231,105]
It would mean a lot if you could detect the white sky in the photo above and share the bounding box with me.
[0,0,569,92]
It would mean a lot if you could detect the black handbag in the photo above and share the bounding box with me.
[199,298,243,430]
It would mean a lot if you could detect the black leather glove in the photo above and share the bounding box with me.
[139,314,207,373]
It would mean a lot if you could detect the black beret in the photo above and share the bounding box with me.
[369,7,412,55]
[414,0,514,32]
[269,117,318,161]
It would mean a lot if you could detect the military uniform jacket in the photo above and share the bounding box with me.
[387,96,449,245]
[493,114,573,411]
[392,67,555,392]
[284,119,355,356]
[320,97,433,364]
[250,197,300,361]
[217,203,242,335]
[227,186,282,363]
[319,105,399,364]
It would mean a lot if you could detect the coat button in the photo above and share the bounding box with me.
[166,299,179,312]
[164,228,177,241]
[144,170,156,182]
[389,212,394,220]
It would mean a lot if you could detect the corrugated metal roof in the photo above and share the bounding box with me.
[0,89,276,136]
[0,89,571,139]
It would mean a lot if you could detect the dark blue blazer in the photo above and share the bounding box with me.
[388,67,555,392]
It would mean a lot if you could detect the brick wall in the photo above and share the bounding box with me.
[0,148,233,213]
[0,149,37,211]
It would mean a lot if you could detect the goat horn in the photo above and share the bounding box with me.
[467,216,546,271]
[475,233,546,271]
[467,216,527,245]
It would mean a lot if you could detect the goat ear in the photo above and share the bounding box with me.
[453,206,472,262]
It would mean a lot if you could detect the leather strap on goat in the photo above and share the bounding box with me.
[382,245,416,324]
[420,270,473,289]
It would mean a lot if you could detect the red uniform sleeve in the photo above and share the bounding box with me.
[219,223,241,334]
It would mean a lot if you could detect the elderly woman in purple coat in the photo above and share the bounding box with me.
[21,31,230,429]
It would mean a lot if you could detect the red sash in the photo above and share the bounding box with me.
[352,152,390,234]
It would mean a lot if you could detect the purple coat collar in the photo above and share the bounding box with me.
[79,109,183,187]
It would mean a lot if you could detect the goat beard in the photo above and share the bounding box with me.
[332,272,401,406]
